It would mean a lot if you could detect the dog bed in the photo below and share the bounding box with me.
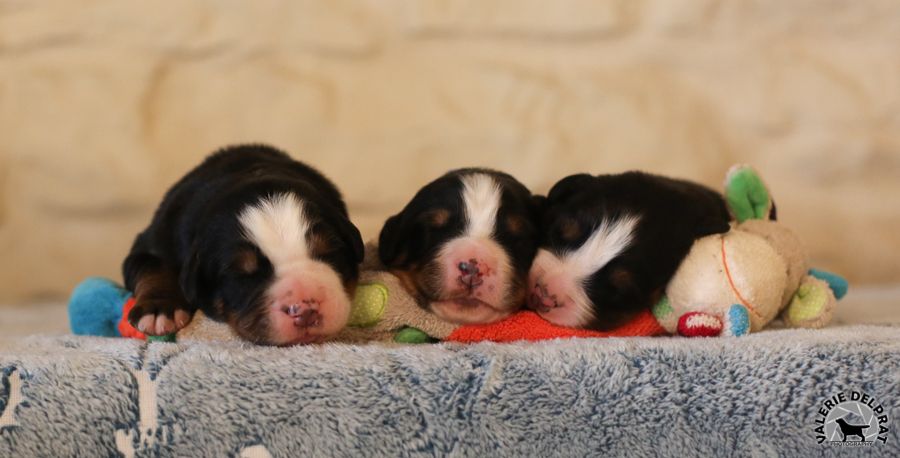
[1,326,898,457]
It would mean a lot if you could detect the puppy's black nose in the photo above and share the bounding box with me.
[527,282,558,313]
[457,260,484,289]
[294,309,322,328]
[458,260,478,274]
[286,304,322,328]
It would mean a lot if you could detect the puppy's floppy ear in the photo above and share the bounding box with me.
[335,215,365,264]
[316,202,365,264]
[546,174,594,204]
[378,213,411,268]
[530,195,547,214]
[529,194,548,237]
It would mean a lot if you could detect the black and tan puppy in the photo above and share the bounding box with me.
[123,145,364,345]
[527,172,732,330]
[378,169,542,324]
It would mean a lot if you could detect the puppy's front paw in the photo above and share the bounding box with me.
[128,297,194,336]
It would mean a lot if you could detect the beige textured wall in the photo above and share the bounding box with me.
[1,0,899,302]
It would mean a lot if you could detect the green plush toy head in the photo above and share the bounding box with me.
[725,165,772,223]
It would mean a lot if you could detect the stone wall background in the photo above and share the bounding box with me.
[1,0,899,302]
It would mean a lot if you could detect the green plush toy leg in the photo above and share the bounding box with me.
[651,296,677,333]
[147,334,177,343]
[783,276,837,329]
[725,165,772,223]
[349,283,388,327]
[394,327,439,344]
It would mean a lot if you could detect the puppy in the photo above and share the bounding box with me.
[527,172,732,330]
[123,145,364,345]
[378,169,542,324]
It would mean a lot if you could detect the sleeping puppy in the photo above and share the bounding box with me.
[527,172,732,330]
[378,169,542,324]
[123,144,364,345]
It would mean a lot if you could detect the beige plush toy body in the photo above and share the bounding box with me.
[652,165,848,337]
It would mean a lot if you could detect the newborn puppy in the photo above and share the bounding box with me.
[378,169,542,324]
[123,145,364,345]
[527,172,731,330]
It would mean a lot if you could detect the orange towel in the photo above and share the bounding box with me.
[446,309,665,343]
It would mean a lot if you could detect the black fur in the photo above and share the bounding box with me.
[539,171,731,330]
[123,144,363,344]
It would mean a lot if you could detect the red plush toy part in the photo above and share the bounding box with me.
[445,309,665,343]
[676,312,723,337]
[118,297,147,340]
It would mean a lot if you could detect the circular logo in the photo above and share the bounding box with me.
[814,390,891,446]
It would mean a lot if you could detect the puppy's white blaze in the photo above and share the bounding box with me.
[239,193,310,270]
[461,173,502,239]
[563,215,640,280]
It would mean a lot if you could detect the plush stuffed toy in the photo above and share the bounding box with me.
[69,245,665,345]
[652,165,848,337]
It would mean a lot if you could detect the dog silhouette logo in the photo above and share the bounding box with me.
[814,390,891,446]
[833,417,868,442]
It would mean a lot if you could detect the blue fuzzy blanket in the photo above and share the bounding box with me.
[1,326,898,457]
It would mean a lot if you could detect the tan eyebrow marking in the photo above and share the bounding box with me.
[423,208,451,228]
[610,267,633,289]
[233,248,259,274]
[559,217,582,241]
[505,214,525,235]
[307,230,333,257]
